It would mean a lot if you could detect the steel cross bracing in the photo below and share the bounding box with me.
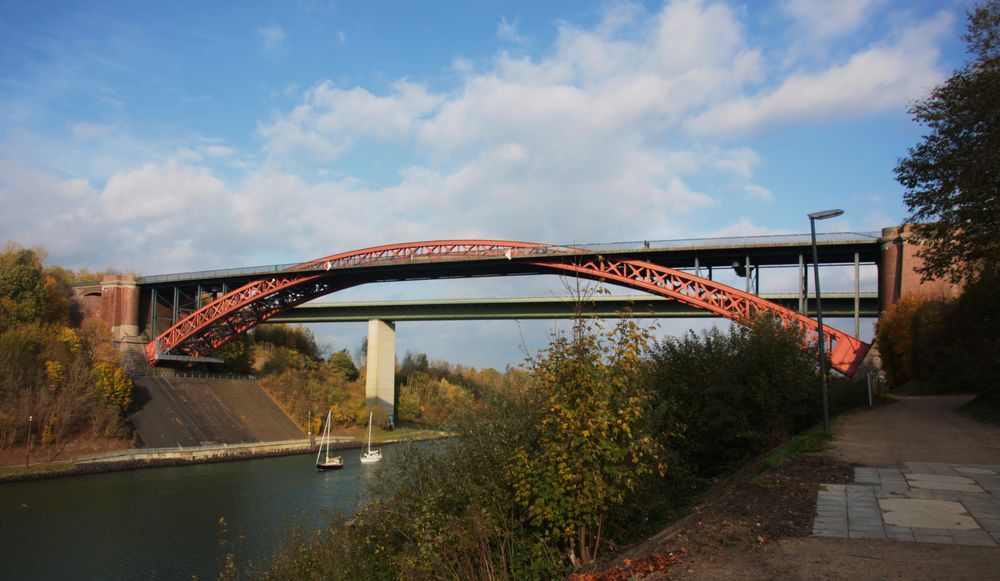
[146,239,871,376]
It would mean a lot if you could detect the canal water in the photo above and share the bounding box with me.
[0,448,390,579]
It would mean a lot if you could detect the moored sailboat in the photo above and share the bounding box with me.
[360,410,382,464]
[316,409,343,470]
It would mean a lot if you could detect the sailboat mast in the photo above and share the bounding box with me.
[315,411,323,464]
[366,411,373,453]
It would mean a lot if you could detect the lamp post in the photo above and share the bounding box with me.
[808,209,844,434]
[25,415,33,468]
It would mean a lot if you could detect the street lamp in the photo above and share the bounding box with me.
[809,209,844,434]
[25,415,33,468]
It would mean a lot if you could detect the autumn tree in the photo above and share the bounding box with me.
[509,314,664,565]
[895,0,1000,282]
[327,348,359,381]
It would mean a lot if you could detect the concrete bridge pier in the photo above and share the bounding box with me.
[365,319,397,424]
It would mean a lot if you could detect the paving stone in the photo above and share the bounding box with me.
[925,463,960,476]
[885,529,915,542]
[950,530,997,546]
[906,474,984,493]
[913,534,955,544]
[879,499,979,530]
[814,462,1000,547]
[975,517,1000,532]
[956,466,997,476]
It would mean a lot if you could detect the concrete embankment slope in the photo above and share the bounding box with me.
[129,377,303,447]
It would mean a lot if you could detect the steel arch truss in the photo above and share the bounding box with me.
[145,241,561,365]
[146,240,870,376]
[290,239,559,271]
[529,257,869,375]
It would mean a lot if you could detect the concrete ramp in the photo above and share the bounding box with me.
[130,377,303,448]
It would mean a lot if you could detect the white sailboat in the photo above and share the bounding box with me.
[315,409,343,470]
[360,410,382,464]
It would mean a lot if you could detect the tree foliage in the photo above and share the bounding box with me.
[646,315,821,476]
[253,324,322,360]
[510,315,663,565]
[327,349,359,381]
[875,270,1000,394]
[0,244,133,447]
[895,0,1000,282]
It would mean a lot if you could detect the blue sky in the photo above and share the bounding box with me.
[0,0,975,367]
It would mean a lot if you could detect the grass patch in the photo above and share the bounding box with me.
[961,394,1000,426]
[0,461,77,480]
[758,425,830,471]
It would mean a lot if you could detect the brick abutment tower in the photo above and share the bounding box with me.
[878,225,962,313]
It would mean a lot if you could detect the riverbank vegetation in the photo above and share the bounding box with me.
[0,244,133,454]
[875,267,1000,413]
[886,0,1000,416]
[220,323,499,436]
[260,312,871,579]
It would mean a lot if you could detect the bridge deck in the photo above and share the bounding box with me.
[136,231,882,287]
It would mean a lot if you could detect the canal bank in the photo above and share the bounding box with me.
[0,430,450,484]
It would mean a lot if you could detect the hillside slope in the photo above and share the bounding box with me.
[129,377,303,447]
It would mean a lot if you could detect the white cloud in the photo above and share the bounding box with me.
[101,161,230,221]
[497,16,524,44]
[71,122,112,140]
[743,183,773,201]
[1,0,953,276]
[782,0,883,40]
[708,218,791,238]
[257,24,287,56]
[258,80,443,161]
[688,13,951,136]
[713,147,760,179]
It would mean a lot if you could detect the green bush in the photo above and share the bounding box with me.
[645,315,821,477]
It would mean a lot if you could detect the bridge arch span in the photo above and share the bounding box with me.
[146,240,869,375]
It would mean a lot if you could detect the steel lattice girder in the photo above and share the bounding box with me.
[146,240,870,376]
[530,257,869,375]
[146,241,560,365]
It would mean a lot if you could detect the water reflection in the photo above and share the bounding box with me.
[0,447,389,579]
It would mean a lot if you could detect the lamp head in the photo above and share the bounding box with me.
[808,209,844,221]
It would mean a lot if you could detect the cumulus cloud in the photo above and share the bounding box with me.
[782,0,883,40]
[688,12,951,136]
[1,0,953,275]
[258,80,443,161]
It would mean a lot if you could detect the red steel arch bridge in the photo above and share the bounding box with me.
[141,237,874,376]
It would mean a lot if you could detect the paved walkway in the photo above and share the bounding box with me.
[813,462,1000,546]
[812,395,1000,550]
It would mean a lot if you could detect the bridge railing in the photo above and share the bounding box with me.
[137,231,883,284]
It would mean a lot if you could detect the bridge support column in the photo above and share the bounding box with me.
[878,225,961,313]
[365,319,396,423]
[101,275,140,340]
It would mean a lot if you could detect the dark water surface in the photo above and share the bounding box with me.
[0,449,385,579]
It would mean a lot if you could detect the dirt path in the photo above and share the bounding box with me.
[828,395,1000,466]
[614,395,1000,580]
